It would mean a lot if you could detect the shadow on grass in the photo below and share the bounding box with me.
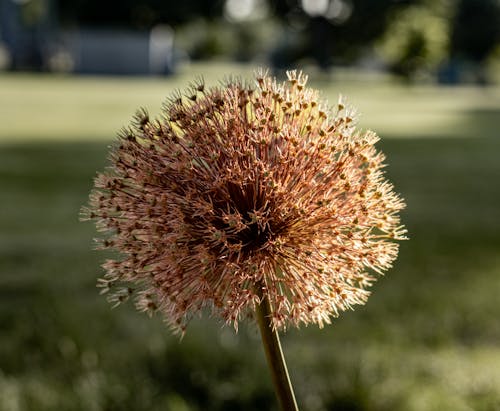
[0,132,499,410]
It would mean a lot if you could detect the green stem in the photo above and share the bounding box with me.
[255,285,299,411]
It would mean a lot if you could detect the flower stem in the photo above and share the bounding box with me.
[256,286,299,411]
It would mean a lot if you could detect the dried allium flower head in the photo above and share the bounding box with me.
[83,70,406,334]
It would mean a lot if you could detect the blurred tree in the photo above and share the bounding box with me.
[450,0,500,63]
[269,0,420,69]
[376,3,449,79]
[436,0,500,84]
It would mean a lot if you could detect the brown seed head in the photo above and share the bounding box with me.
[82,70,406,334]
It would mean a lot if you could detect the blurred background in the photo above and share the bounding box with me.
[1,0,500,410]
[2,0,500,81]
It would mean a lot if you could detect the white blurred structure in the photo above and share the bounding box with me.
[59,27,175,75]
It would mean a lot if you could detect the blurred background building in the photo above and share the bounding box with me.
[0,0,499,82]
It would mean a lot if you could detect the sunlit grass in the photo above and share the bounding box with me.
[1,62,499,410]
[1,62,500,142]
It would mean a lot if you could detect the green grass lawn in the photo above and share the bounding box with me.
[1,63,500,411]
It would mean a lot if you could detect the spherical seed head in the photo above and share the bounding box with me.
[82,70,406,334]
